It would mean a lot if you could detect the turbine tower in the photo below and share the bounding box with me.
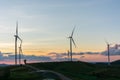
[14,21,18,65]
[68,27,76,61]
[14,21,22,65]
[105,41,111,66]
[67,50,70,61]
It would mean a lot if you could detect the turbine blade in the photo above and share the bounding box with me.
[16,21,18,35]
[17,36,22,42]
[71,26,76,37]
[104,39,112,46]
[104,38,109,45]
[72,38,76,48]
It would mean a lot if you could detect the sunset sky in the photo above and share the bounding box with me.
[0,0,120,63]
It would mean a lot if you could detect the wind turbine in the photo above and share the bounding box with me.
[68,27,76,61]
[18,37,22,65]
[14,21,22,65]
[105,40,111,66]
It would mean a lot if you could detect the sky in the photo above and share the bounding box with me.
[0,0,120,64]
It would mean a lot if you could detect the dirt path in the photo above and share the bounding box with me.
[23,64,72,80]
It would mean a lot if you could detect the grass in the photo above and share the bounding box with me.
[0,61,120,80]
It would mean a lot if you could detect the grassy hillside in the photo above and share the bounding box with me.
[1,61,120,80]
[29,61,97,80]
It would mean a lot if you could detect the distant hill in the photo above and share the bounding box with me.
[111,60,120,65]
[0,64,8,67]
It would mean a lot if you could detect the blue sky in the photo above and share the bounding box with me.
[0,0,120,57]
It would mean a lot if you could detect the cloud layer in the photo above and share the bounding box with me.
[101,45,120,56]
[0,44,120,64]
[0,52,52,63]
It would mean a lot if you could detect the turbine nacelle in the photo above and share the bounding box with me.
[14,35,17,37]
[68,36,72,38]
